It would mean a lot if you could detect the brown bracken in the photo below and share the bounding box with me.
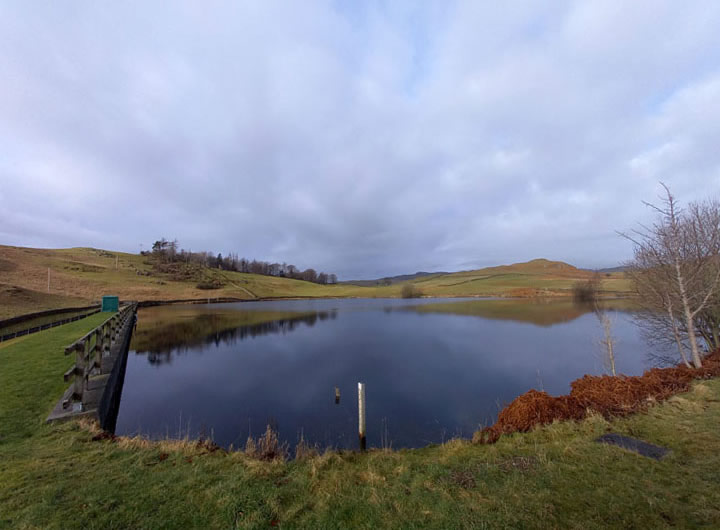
[474,349,720,444]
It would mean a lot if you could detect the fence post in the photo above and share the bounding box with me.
[72,342,86,402]
[94,329,103,371]
[101,322,110,368]
[358,382,366,451]
[109,318,114,343]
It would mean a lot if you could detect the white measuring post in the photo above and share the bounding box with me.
[358,382,366,451]
[47,268,50,293]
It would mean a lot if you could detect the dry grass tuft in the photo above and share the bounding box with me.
[295,434,319,461]
[78,417,227,457]
[245,425,289,461]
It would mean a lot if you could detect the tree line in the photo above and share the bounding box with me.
[143,239,338,285]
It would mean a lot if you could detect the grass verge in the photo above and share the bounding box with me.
[1,319,719,528]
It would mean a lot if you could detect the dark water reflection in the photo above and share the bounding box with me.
[116,298,649,450]
[135,311,337,365]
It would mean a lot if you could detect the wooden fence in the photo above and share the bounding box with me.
[62,303,137,410]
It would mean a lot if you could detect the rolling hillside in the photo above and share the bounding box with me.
[396,258,631,298]
[0,246,631,319]
[343,271,449,286]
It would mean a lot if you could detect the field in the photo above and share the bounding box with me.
[0,245,631,319]
[1,318,719,528]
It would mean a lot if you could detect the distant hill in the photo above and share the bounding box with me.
[595,266,628,273]
[343,271,448,286]
[0,246,632,319]
[474,258,582,275]
[345,259,584,286]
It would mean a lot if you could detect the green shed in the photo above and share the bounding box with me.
[101,296,119,312]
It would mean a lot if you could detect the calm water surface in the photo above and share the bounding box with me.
[115,298,650,450]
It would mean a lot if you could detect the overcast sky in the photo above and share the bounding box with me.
[1,1,719,279]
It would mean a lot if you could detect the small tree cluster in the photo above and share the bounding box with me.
[143,238,337,285]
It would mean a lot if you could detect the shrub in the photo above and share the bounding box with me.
[401,284,423,298]
[196,279,223,290]
[572,274,600,303]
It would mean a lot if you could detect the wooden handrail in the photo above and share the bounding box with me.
[62,303,137,410]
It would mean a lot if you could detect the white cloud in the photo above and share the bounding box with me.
[1,1,719,278]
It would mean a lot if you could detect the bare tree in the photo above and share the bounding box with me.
[688,199,720,351]
[621,184,720,368]
[629,270,695,368]
[594,303,617,375]
[301,269,317,283]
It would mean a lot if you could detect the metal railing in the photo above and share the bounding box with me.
[62,303,137,410]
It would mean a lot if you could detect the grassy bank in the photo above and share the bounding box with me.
[1,319,720,528]
[0,307,100,337]
[0,245,631,318]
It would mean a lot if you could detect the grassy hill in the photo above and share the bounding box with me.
[397,258,630,298]
[0,246,631,319]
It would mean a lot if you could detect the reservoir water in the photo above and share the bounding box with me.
[115,298,650,450]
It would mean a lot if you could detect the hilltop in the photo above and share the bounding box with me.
[0,245,631,319]
[344,259,584,286]
[397,258,629,298]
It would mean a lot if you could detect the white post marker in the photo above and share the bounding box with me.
[47,268,50,293]
[358,382,366,451]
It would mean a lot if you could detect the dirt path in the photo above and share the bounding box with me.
[217,272,259,299]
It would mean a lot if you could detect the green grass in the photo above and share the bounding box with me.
[2,318,720,528]
[0,307,99,336]
[0,314,110,442]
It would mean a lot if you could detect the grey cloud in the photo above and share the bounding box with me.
[1,1,720,279]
